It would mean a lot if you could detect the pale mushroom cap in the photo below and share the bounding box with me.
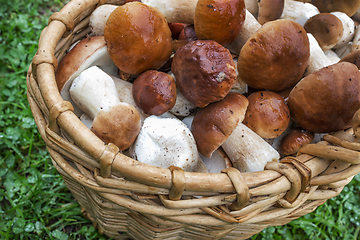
[194,0,246,46]
[288,62,360,133]
[238,19,310,91]
[191,92,249,157]
[131,115,201,172]
[303,13,343,51]
[89,4,118,36]
[243,91,290,139]
[104,2,173,75]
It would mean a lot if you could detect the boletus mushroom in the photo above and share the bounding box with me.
[194,0,246,46]
[237,19,310,91]
[243,91,290,139]
[287,62,360,133]
[171,40,237,108]
[69,66,141,151]
[191,92,280,172]
[104,2,173,75]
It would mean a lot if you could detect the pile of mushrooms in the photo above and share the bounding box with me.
[55,0,360,174]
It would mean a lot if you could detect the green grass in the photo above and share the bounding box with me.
[0,0,359,239]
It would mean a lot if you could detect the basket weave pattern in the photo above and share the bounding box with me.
[27,0,360,239]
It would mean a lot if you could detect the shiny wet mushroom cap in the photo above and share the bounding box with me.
[194,0,246,46]
[171,40,237,108]
[104,2,173,75]
[132,70,177,116]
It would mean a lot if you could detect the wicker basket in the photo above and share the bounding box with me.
[27,0,360,239]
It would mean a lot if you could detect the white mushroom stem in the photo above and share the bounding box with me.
[351,25,360,52]
[130,115,208,173]
[221,122,280,173]
[70,66,121,120]
[226,9,262,54]
[200,151,227,173]
[324,49,341,64]
[335,42,352,58]
[330,12,355,49]
[142,0,198,24]
[89,4,118,36]
[304,33,333,76]
[281,0,319,26]
[70,66,141,151]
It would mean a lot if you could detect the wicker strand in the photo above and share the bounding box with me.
[168,166,186,201]
[49,12,75,37]
[221,168,250,211]
[99,143,119,178]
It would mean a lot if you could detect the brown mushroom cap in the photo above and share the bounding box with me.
[237,19,310,91]
[132,70,177,116]
[194,0,246,46]
[303,13,343,51]
[258,0,285,25]
[91,104,141,151]
[311,0,360,17]
[279,128,315,156]
[104,2,173,75]
[288,62,360,133]
[243,91,290,139]
[56,36,112,92]
[340,49,360,70]
[191,92,249,157]
[171,40,237,108]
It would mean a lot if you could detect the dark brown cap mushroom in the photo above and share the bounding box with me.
[132,70,177,116]
[194,0,246,46]
[303,13,343,51]
[191,92,249,157]
[288,62,360,133]
[280,128,315,156]
[237,19,310,91]
[243,91,290,139]
[171,40,237,108]
[104,2,173,75]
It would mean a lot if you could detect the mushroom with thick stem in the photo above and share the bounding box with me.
[171,40,237,108]
[329,11,356,49]
[243,91,291,140]
[55,36,118,116]
[191,92,280,173]
[104,2,173,76]
[287,62,360,133]
[130,115,208,173]
[69,66,141,151]
[281,0,320,26]
[303,13,344,51]
[340,49,360,69]
[237,19,310,91]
